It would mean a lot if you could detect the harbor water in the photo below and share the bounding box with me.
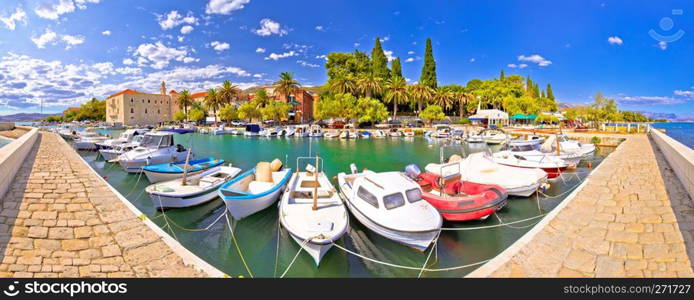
[76,131,613,277]
[651,122,694,149]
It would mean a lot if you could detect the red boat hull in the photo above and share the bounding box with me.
[416,173,508,221]
[498,164,567,179]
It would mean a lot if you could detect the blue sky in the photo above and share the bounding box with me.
[0,0,692,117]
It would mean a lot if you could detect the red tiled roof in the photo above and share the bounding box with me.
[107,89,142,99]
[169,90,178,94]
[191,91,208,98]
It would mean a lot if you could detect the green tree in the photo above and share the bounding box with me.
[219,80,240,105]
[452,91,475,118]
[177,90,193,119]
[391,57,403,79]
[173,110,186,122]
[204,88,222,124]
[253,89,272,108]
[419,105,445,125]
[356,73,383,98]
[273,72,301,99]
[408,84,434,113]
[188,108,206,123]
[76,98,106,121]
[328,74,357,95]
[355,97,389,124]
[546,83,555,100]
[371,37,389,80]
[260,101,291,122]
[433,88,454,113]
[419,38,437,88]
[238,102,261,122]
[315,93,357,121]
[384,76,409,118]
[218,105,238,122]
[325,51,371,81]
[500,70,505,80]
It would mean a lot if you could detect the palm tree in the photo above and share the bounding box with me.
[253,89,271,109]
[453,91,475,118]
[219,80,240,105]
[177,90,193,121]
[356,74,383,98]
[408,84,434,113]
[204,88,221,124]
[273,72,301,100]
[384,77,409,118]
[433,89,454,114]
[328,75,356,95]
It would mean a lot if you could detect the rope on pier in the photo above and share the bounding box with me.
[331,242,490,272]
[440,213,548,231]
[224,212,255,278]
[493,213,542,229]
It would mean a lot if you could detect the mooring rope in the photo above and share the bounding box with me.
[224,213,254,278]
[493,212,542,229]
[331,242,490,272]
[279,237,312,278]
[440,213,548,231]
[124,169,144,198]
[417,230,441,278]
[273,218,282,278]
[155,195,227,232]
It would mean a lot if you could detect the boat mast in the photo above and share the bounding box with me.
[181,148,192,186]
[312,154,319,211]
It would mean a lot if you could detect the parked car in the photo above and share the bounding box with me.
[407,119,425,128]
[231,121,246,126]
[329,120,345,129]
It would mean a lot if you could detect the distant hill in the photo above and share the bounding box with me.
[0,113,60,122]
[634,111,678,121]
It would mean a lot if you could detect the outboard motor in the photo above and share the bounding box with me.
[404,164,422,179]
[349,163,358,175]
[176,144,185,152]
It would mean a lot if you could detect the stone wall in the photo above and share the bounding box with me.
[649,127,694,199]
[0,122,15,131]
[0,126,38,200]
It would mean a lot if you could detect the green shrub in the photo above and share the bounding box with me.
[454,118,470,124]
[414,129,424,136]
[591,136,601,144]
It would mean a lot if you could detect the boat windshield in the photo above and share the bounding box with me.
[383,192,405,210]
[511,144,539,152]
[405,188,423,203]
[357,186,379,208]
[139,135,168,148]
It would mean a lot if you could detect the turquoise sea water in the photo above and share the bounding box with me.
[0,137,11,149]
[76,132,613,277]
[651,122,694,149]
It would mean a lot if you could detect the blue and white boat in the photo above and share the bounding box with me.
[142,157,224,183]
[218,163,293,219]
[243,124,262,137]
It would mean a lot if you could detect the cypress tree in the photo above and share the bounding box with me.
[371,37,389,79]
[391,57,403,79]
[419,38,437,88]
[500,70,505,80]
[533,83,540,98]
[541,90,546,98]
[526,76,533,93]
[546,83,555,100]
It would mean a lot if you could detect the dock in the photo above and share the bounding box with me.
[0,132,213,278]
[468,134,694,277]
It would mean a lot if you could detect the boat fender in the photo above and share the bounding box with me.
[540,182,550,191]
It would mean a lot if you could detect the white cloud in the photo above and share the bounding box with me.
[61,34,84,49]
[315,54,326,60]
[607,36,623,46]
[158,10,197,30]
[254,18,287,36]
[315,25,324,31]
[674,89,694,98]
[519,64,528,69]
[180,25,194,34]
[469,58,475,62]
[297,60,319,68]
[353,42,360,47]
[517,54,552,67]
[380,36,390,42]
[122,58,135,65]
[383,50,395,62]
[177,36,184,42]
[407,50,415,55]
[31,28,58,49]
[101,30,111,36]
[34,0,75,20]
[0,7,28,30]
[658,41,667,50]
[205,0,250,15]
[264,51,296,61]
[132,41,197,69]
[210,41,230,52]
[405,57,414,63]
[616,95,683,105]
[255,47,266,53]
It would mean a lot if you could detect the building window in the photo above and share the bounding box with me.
[145,109,148,114]
[130,108,134,114]
[157,109,160,114]
[131,98,133,103]
[142,99,144,103]
[148,99,150,103]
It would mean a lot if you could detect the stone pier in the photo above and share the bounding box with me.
[0,132,210,278]
[469,134,694,277]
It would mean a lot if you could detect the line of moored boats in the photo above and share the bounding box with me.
[51,123,597,265]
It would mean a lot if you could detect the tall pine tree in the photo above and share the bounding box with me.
[500,70,505,80]
[391,57,403,79]
[419,38,437,88]
[371,37,389,79]
[526,76,533,93]
[533,82,540,98]
[546,83,555,100]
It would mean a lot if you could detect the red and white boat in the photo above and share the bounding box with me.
[492,142,569,179]
[405,165,508,221]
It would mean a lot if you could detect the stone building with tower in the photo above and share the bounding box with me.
[105,82,182,126]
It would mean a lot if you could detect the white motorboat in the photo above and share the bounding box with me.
[115,131,191,173]
[243,124,262,137]
[260,126,281,137]
[388,128,403,137]
[467,134,484,143]
[372,130,386,138]
[403,128,415,137]
[218,160,293,219]
[74,132,109,150]
[337,166,442,251]
[96,129,149,150]
[279,157,348,266]
[280,126,296,137]
[294,125,310,137]
[425,152,547,197]
[492,145,568,179]
[308,125,323,138]
[432,125,451,138]
[340,124,357,139]
[212,126,226,135]
[323,130,339,139]
[553,134,596,157]
[147,165,242,209]
[99,135,143,161]
[482,130,508,145]
[142,157,225,183]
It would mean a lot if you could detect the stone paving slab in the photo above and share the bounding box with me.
[470,135,694,277]
[0,132,207,278]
